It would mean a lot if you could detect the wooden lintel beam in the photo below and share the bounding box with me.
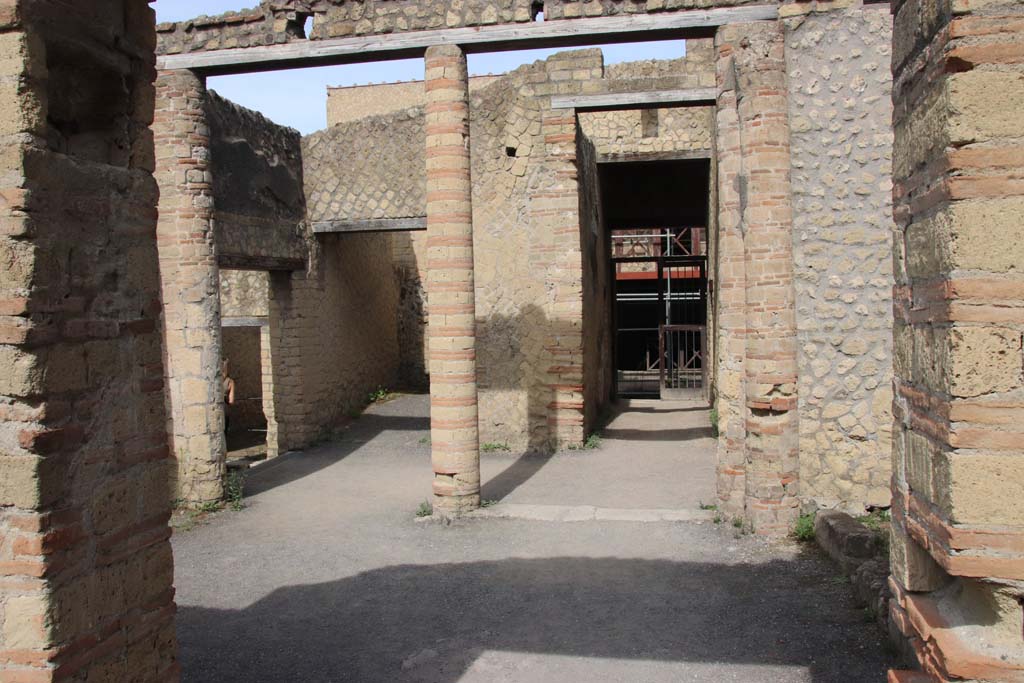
[312,217,427,234]
[219,255,306,271]
[157,5,777,75]
[598,149,712,164]
[553,88,716,111]
[222,316,269,328]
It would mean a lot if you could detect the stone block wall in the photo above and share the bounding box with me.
[578,106,714,157]
[220,269,270,318]
[888,0,1024,674]
[303,109,426,224]
[207,92,308,270]
[578,43,716,158]
[471,52,595,451]
[327,76,500,126]
[785,3,896,513]
[267,236,401,450]
[0,1,178,679]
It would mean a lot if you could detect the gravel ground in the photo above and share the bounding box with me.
[172,394,893,682]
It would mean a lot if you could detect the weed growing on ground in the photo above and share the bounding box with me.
[481,442,511,453]
[732,517,744,529]
[418,436,430,445]
[699,501,718,511]
[416,500,433,518]
[713,514,723,524]
[196,501,223,514]
[368,386,391,404]
[855,508,891,533]
[583,432,602,449]
[709,407,719,437]
[793,512,816,542]
[481,499,498,508]
[225,471,245,511]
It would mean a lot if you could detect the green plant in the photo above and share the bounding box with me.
[583,432,602,450]
[225,471,245,511]
[481,499,498,508]
[713,514,723,524]
[732,517,744,529]
[196,501,222,514]
[709,407,719,437]
[793,512,816,542]
[368,386,391,403]
[416,500,433,518]
[418,436,430,445]
[347,406,363,419]
[699,501,718,511]
[856,509,891,533]
[481,442,511,453]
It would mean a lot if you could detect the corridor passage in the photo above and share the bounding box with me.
[173,394,892,682]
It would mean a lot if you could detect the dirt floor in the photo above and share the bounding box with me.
[172,393,894,682]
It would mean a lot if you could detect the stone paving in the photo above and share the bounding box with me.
[172,393,893,682]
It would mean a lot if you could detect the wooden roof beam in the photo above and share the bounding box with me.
[157,5,777,75]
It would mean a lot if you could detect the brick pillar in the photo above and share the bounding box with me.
[0,2,178,679]
[424,45,481,515]
[713,34,748,517]
[155,69,225,505]
[889,0,1024,676]
[716,23,800,535]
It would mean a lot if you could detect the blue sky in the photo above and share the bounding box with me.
[154,1,684,134]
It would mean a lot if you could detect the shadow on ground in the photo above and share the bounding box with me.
[244,411,430,497]
[178,552,892,682]
[600,426,715,441]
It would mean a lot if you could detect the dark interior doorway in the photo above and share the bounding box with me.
[599,158,711,399]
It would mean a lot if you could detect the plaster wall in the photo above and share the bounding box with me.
[785,5,895,512]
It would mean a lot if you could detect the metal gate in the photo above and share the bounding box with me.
[611,227,709,401]
[659,324,707,399]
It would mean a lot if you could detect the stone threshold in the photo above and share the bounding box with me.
[423,503,716,523]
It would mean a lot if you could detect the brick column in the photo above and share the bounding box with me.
[888,0,1024,677]
[424,45,481,515]
[155,69,225,505]
[713,34,748,517]
[717,23,800,535]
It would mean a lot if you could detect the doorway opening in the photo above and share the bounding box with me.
[599,158,711,400]
[219,269,275,468]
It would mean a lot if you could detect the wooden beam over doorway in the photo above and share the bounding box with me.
[157,5,778,75]
[311,217,428,234]
[551,87,716,111]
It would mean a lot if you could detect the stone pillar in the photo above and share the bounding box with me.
[0,2,178,679]
[424,45,481,515]
[155,69,225,505]
[716,23,800,535]
[888,0,1024,676]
